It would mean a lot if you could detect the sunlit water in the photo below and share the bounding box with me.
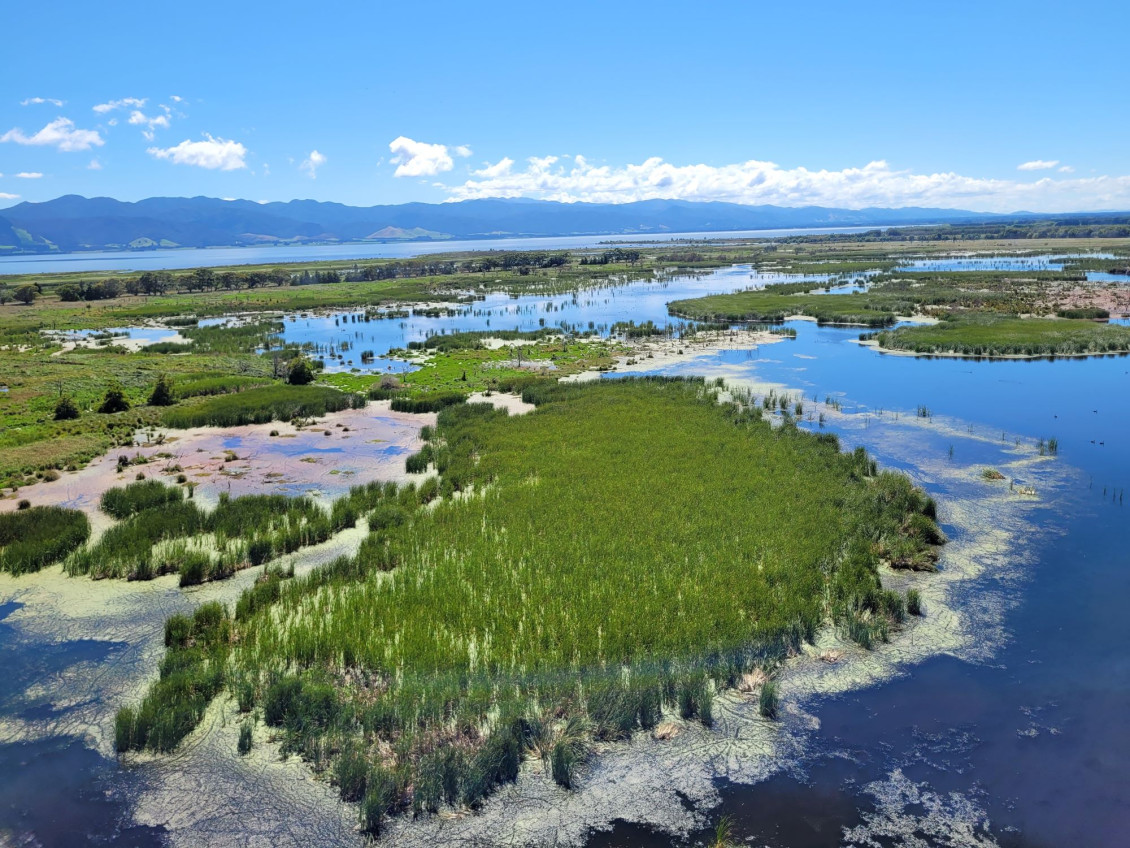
[2,259,1128,846]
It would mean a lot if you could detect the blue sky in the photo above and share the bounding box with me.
[2,1,1128,212]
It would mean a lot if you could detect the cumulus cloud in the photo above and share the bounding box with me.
[1,118,104,152]
[21,97,64,107]
[300,149,326,178]
[147,134,248,170]
[0,192,20,200]
[15,172,43,179]
[1017,159,1059,171]
[441,153,1130,213]
[454,145,472,158]
[473,157,514,178]
[389,136,454,177]
[1059,165,1075,174]
[87,158,102,170]
[128,106,172,140]
[93,97,146,114]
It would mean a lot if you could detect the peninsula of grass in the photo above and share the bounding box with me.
[161,384,364,428]
[668,289,907,327]
[120,377,942,832]
[873,312,1130,358]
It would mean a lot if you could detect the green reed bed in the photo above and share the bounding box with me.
[668,290,904,327]
[162,385,364,428]
[69,485,354,583]
[874,312,1130,357]
[120,377,942,832]
[0,506,90,575]
[100,479,184,519]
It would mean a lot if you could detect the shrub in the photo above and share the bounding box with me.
[98,385,131,414]
[288,358,315,385]
[148,374,175,407]
[54,396,80,421]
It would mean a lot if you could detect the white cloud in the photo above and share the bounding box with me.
[21,97,64,107]
[0,192,19,200]
[128,107,172,140]
[300,149,326,178]
[454,145,472,158]
[0,118,104,152]
[389,136,454,177]
[147,134,248,170]
[93,97,146,114]
[1018,159,1059,171]
[15,172,43,179]
[1059,165,1075,174]
[170,94,183,103]
[473,157,514,178]
[440,153,1130,213]
[87,158,102,170]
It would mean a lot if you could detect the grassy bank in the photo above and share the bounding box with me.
[121,377,942,831]
[873,313,1130,357]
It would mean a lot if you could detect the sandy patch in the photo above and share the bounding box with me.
[466,391,536,416]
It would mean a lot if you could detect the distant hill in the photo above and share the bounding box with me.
[0,195,1000,254]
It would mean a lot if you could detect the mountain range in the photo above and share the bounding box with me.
[0,195,997,254]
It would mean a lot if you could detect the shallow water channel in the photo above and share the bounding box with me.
[1,259,1127,846]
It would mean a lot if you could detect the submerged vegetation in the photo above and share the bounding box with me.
[119,378,942,830]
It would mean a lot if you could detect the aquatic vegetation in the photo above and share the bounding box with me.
[669,289,902,327]
[981,468,1006,481]
[906,589,922,616]
[123,378,942,824]
[759,680,779,719]
[100,479,184,519]
[876,313,1130,357]
[0,506,90,575]
[115,602,232,753]
[162,385,363,428]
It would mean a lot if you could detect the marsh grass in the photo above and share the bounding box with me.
[162,385,363,428]
[100,479,183,519]
[0,506,90,575]
[126,378,944,823]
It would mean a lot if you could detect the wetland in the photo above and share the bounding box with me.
[1,229,1128,846]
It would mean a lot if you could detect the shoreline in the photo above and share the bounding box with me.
[858,337,1130,360]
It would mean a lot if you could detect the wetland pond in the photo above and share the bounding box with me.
[1,260,1128,846]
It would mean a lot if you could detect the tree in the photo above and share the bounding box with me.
[148,374,175,406]
[98,385,131,414]
[14,285,37,305]
[54,396,80,420]
[287,358,314,385]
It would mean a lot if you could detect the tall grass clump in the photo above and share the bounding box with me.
[0,506,90,575]
[100,480,183,519]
